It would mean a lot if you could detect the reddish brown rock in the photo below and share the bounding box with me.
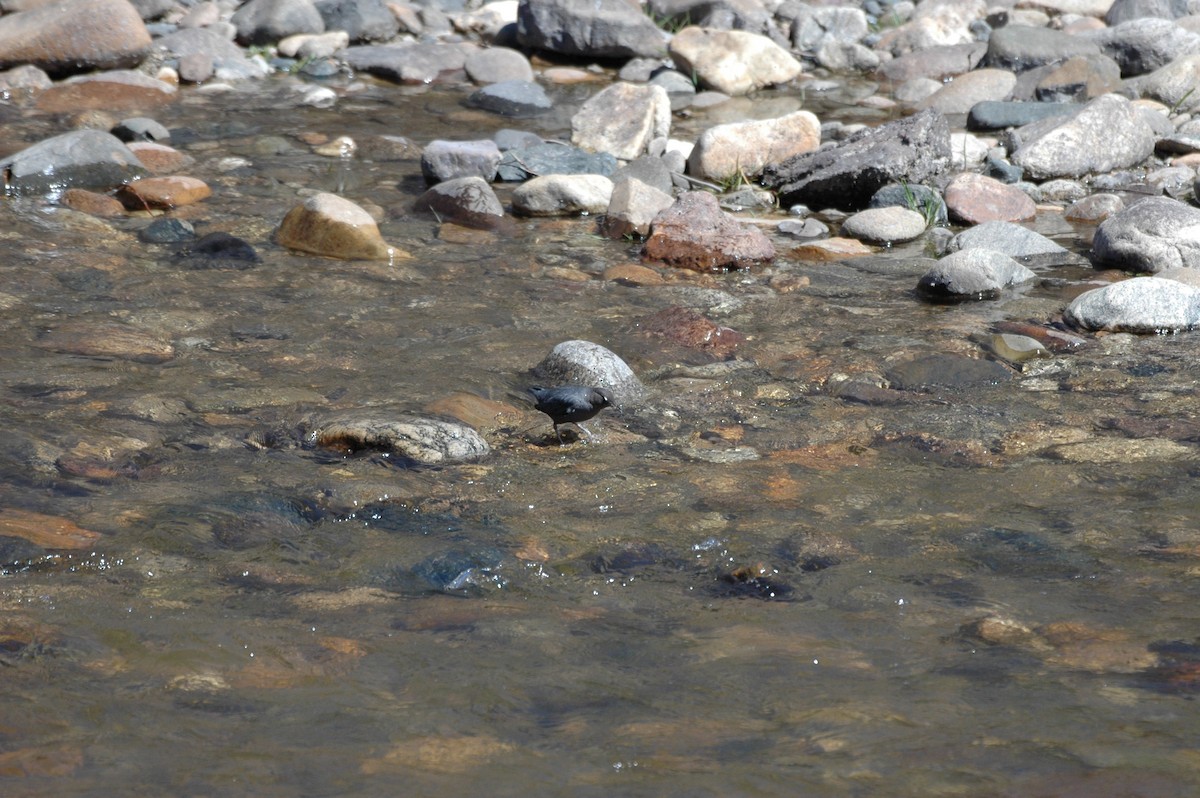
[643,191,774,272]
[127,141,195,174]
[423,392,522,433]
[604,262,667,285]
[61,188,125,216]
[638,305,745,358]
[944,172,1035,224]
[37,70,176,113]
[0,508,103,549]
[117,176,211,209]
[0,0,150,75]
[38,322,175,363]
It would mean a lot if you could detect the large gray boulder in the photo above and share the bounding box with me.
[916,249,1036,300]
[761,109,951,211]
[1065,276,1200,333]
[1091,196,1200,273]
[1010,94,1155,180]
[231,0,325,45]
[516,0,668,60]
[1083,17,1200,77]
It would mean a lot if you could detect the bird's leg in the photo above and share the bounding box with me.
[553,423,564,444]
[574,422,594,439]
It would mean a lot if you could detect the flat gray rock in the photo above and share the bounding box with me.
[420,139,502,184]
[313,414,490,464]
[516,0,668,60]
[466,79,551,117]
[342,43,468,84]
[949,220,1068,260]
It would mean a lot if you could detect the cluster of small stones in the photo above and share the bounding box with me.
[8,0,1200,456]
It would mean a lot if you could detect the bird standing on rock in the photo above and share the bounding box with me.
[528,385,614,444]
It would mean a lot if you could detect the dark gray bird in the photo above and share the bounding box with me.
[528,385,614,443]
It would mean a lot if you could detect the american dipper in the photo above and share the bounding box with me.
[528,385,614,443]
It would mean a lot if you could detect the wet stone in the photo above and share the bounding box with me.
[916,249,1036,301]
[885,354,1013,392]
[1064,276,1200,333]
[37,322,175,363]
[179,231,260,266]
[35,70,177,114]
[950,220,1068,259]
[276,192,402,261]
[0,129,147,196]
[495,142,617,182]
[117,175,212,209]
[62,188,125,217]
[465,79,551,117]
[1091,196,1200,273]
[637,305,745,358]
[966,100,1076,131]
[414,175,507,230]
[140,217,196,243]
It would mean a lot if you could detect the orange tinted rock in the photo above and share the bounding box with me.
[37,70,175,113]
[423,392,522,433]
[61,188,124,216]
[791,237,874,261]
[604,262,667,285]
[117,175,211,209]
[0,508,102,549]
[126,141,195,174]
[0,0,150,74]
[276,192,407,261]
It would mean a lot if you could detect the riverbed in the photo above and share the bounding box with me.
[2,71,1199,796]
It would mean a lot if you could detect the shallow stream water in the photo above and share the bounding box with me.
[2,72,1200,796]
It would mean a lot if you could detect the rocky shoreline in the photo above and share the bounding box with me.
[4,0,1200,400]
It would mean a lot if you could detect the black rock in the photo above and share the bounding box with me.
[761,109,951,212]
[528,385,614,443]
[140,217,195,243]
[179,231,261,268]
